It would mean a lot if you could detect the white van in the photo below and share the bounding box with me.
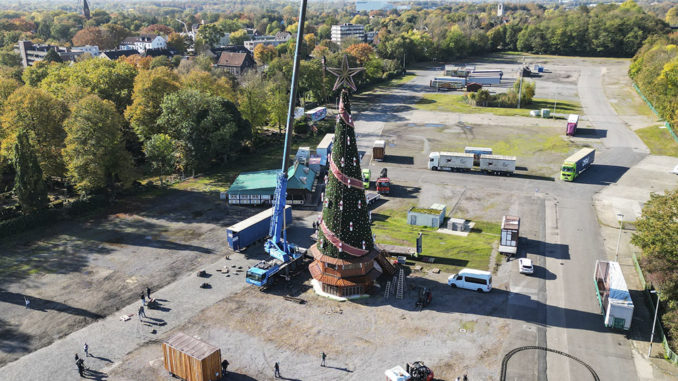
[447,269,492,292]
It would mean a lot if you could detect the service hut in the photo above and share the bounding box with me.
[407,203,446,228]
[162,333,222,381]
[227,162,317,206]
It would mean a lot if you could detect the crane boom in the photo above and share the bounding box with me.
[263,0,308,263]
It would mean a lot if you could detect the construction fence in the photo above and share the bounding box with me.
[632,83,678,144]
[631,252,678,364]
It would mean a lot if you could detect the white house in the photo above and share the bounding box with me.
[119,34,167,54]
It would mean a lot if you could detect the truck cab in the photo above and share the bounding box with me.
[428,152,440,170]
[246,260,281,287]
[560,162,576,181]
[362,168,371,189]
[376,177,390,194]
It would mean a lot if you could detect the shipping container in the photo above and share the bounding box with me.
[162,333,222,381]
[560,148,595,181]
[499,215,520,255]
[428,152,474,171]
[226,206,292,251]
[594,261,634,330]
[373,140,386,161]
[479,154,516,175]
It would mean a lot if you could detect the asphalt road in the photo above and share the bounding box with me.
[352,61,649,380]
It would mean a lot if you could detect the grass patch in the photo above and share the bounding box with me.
[170,133,325,193]
[635,125,678,157]
[371,207,500,274]
[460,320,477,332]
[440,132,575,157]
[415,94,582,117]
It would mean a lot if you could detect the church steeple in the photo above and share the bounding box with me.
[83,0,91,20]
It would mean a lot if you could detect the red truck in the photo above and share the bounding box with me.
[376,168,390,195]
[566,114,579,136]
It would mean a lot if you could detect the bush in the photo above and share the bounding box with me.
[294,119,309,135]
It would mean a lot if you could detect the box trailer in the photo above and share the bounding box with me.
[464,147,492,166]
[479,155,516,175]
[373,140,386,161]
[430,77,466,90]
[499,215,520,256]
[162,333,222,381]
[226,206,292,251]
[428,152,474,171]
[560,148,595,181]
[594,260,634,330]
[467,74,501,86]
[566,114,579,136]
[305,106,327,122]
[316,133,334,166]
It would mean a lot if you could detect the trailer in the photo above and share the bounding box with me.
[566,114,579,136]
[499,215,520,256]
[162,333,222,381]
[464,147,492,166]
[479,154,516,175]
[366,192,380,205]
[594,260,634,330]
[428,152,474,171]
[226,206,292,251]
[560,148,595,181]
[430,77,465,91]
[373,140,386,161]
[467,74,501,86]
[305,106,327,122]
[316,133,334,166]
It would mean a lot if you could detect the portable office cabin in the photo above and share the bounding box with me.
[499,215,520,255]
[162,333,222,381]
[373,140,386,161]
[408,204,446,228]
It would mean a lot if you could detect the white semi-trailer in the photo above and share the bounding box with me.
[428,152,474,171]
[594,260,634,330]
[479,155,516,175]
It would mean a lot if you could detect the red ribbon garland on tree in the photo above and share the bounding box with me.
[320,220,369,256]
[338,95,354,128]
[329,154,363,190]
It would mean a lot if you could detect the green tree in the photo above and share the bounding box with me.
[667,6,678,26]
[13,129,49,214]
[125,66,180,141]
[166,32,187,54]
[157,89,250,171]
[514,79,536,105]
[1,86,67,178]
[196,23,224,50]
[143,133,178,185]
[149,56,172,69]
[43,48,63,63]
[40,58,137,112]
[229,29,249,46]
[267,73,289,133]
[21,61,58,87]
[63,95,136,193]
[181,70,237,102]
[238,71,268,130]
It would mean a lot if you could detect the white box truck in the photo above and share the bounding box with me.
[428,152,474,172]
[479,155,516,175]
[499,215,520,256]
[594,260,634,330]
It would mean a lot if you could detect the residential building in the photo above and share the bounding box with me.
[72,45,100,57]
[215,51,256,75]
[243,35,289,52]
[119,34,167,54]
[331,24,365,45]
[15,41,85,67]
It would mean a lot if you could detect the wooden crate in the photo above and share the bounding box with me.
[162,333,222,381]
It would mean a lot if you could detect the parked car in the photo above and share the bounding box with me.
[518,258,534,274]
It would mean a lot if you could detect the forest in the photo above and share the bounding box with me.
[0,0,673,229]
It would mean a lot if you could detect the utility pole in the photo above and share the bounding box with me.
[648,290,660,357]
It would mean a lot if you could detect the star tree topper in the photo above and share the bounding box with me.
[326,54,364,92]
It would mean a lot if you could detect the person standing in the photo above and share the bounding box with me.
[146,287,151,299]
[83,343,89,357]
[463,375,468,381]
[24,296,30,309]
[138,305,146,319]
[321,352,326,367]
[74,353,79,362]
[140,292,146,306]
[274,362,280,378]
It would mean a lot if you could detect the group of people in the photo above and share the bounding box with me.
[74,343,89,377]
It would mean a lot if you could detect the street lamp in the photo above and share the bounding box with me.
[648,290,660,357]
[615,213,624,262]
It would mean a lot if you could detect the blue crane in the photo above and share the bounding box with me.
[245,0,308,288]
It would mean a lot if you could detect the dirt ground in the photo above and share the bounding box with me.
[0,190,251,366]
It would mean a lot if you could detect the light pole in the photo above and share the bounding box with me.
[648,290,660,357]
[615,213,624,262]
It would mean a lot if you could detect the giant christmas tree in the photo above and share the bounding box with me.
[309,89,382,298]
